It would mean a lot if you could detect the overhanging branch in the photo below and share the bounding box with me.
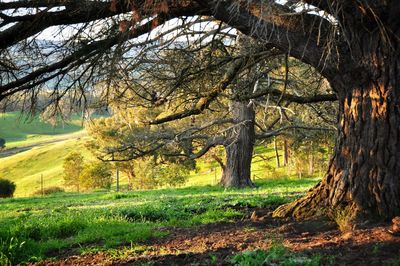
[256,125,335,139]
[243,87,337,103]
[147,56,245,125]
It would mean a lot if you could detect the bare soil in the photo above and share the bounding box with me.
[36,208,400,266]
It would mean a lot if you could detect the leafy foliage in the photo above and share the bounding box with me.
[0,179,16,198]
[80,161,113,190]
[32,186,65,196]
[63,152,112,191]
[134,160,190,189]
[63,152,84,192]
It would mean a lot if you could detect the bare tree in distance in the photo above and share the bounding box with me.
[87,34,336,188]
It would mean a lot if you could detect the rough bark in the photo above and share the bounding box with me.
[274,28,400,220]
[220,100,255,188]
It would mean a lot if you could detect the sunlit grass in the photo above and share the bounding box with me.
[0,177,319,264]
[0,112,84,148]
[0,137,96,197]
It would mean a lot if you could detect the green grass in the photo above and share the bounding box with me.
[230,232,335,266]
[0,131,321,197]
[0,111,325,198]
[0,137,95,197]
[0,112,104,197]
[230,245,334,266]
[0,112,85,148]
[0,177,319,265]
[0,113,325,265]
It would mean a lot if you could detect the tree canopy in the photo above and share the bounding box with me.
[1,0,400,220]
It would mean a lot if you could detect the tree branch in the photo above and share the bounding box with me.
[197,0,346,81]
[256,125,335,139]
[0,1,203,49]
[147,57,245,125]
[188,136,226,159]
[242,87,337,103]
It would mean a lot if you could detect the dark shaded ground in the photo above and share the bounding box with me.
[36,208,400,266]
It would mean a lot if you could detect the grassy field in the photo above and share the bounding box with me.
[0,111,324,197]
[0,112,104,196]
[0,112,84,148]
[0,112,91,196]
[0,112,346,265]
[0,137,94,197]
[0,111,326,264]
[0,178,320,265]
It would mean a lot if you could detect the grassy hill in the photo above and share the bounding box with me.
[0,112,91,196]
[0,112,84,148]
[0,138,93,197]
[1,139,287,197]
[0,112,324,197]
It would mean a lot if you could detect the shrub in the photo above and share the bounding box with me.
[32,186,65,196]
[157,163,189,187]
[134,160,189,189]
[0,179,16,198]
[80,161,113,191]
[63,152,84,192]
[329,206,356,232]
[0,138,5,149]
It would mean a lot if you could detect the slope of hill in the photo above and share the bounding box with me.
[0,136,94,197]
[0,112,83,148]
[0,112,91,196]
[0,112,324,197]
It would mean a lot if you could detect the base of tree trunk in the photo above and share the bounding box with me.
[219,174,255,188]
[273,180,362,221]
[273,181,328,219]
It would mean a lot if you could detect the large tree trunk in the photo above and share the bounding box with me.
[220,100,255,188]
[274,33,400,220]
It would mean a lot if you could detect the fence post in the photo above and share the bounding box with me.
[41,174,44,197]
[116,166,120,192]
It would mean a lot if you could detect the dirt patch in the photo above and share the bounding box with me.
[35,208,400,266]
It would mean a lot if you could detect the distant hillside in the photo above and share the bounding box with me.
[0,112,92,197]
[0,112,84,148]
[0,113,322,198]
[0,137,94,197]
